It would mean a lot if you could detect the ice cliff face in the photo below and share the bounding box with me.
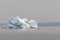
[0,16,38,29]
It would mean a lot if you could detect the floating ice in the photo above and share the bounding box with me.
[0,16,38,29]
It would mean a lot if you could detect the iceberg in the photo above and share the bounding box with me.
[0,16,38,29]
[9,16,38,29]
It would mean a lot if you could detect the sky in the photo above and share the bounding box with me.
[0,0,60,23]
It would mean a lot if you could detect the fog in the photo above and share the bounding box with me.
[0,0,60,23]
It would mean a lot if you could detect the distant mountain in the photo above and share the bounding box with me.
[38,22,60,27]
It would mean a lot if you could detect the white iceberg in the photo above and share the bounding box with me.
[8,16,38,29]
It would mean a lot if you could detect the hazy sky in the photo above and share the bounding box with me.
[0,0,60,23]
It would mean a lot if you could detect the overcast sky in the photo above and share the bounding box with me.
[0,0,60,23]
